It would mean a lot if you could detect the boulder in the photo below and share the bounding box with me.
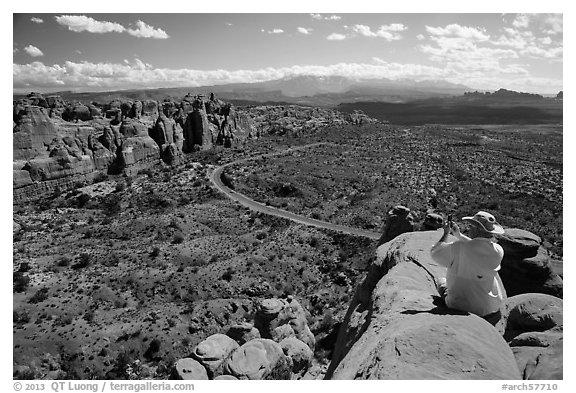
[512,339,563,380]
[254,297,315,350]
[378,205,416,245]
[497,229,541,258]
[328,231,522,380]
[422,212,443,231]
[495,293,563,340]
[191,333,239,378]
[173,358,208,380]
[280,337,313,377]
[223,338,292,380]
[226,322,261,345]
[492,293,562,381]
[498,244,562,298]
[509,330,563,347]
[213,375,238,380]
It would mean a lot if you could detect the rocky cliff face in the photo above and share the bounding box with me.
[326,230,562,380]
[13,92,255,201]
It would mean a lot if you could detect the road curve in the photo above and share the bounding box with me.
[208,144,381,240]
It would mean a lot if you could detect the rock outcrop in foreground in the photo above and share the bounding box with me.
[326,231,562,380]
[173,296,315,380]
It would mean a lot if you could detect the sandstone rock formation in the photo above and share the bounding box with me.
[280,337,314,378]
[422,212,444,231]
[13,92,255,201]
[173,358,209,380]
[182,99,213,152]
[13,106,59,161]
[151,114,184,164]
[191,333,239,378]
[254,296,315,350]
[223,338,291,380]
[377,205,416,245]
[496,229,563,298]
[328,231,523,379]
[225,322,261,345]
[173,295,315,380]
[495,293,563,379]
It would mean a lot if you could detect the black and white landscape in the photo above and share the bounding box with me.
[13,12,563,381]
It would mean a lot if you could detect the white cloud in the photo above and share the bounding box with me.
[542,14,562,35]
[347,24,407,41]
[326,33,346,41]
[30,17,44,24]
[262,28,284,34]
[55,15,125,34]
[512,14,530,29]
[426,24,490,41]
[416,34,425,40]
[494,25,562,61]
[24,45,44,57]
[310,13,341,21]
[54,15,169,39]
[510,13,562,35]
[297,27,312,35]
[12,58,562,94]
[127,20,169,39]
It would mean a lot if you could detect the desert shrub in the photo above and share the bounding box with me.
[13,272,30,293]
[83,310,95,323]
[115,182,126,192]
[319,309,335,333]
[72,253,91,270]
[18,262,31,273]
[13,367,36,380]
[28,287,49,304]
[13,310,30,324]
[150,247,161,258]
[93,173,108,183]
[172,232,185,244]
[103,194,122,216]
[57,256,72,267]
[137,168,154,178]
[221,267,235,282]
[55,315,73,327]
[308,236,319,247]
[144,338,162,360]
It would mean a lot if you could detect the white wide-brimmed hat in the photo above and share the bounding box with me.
[462,211,505,235]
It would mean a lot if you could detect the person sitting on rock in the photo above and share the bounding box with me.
[430,211,507,320]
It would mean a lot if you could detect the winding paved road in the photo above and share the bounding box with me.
[208,144,381,240]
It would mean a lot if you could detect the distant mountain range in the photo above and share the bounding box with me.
[13,75,474,107]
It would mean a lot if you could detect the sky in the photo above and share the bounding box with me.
[12,10,563,94]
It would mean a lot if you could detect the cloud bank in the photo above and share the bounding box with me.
[54,15,169,39]
[13,58,562,94]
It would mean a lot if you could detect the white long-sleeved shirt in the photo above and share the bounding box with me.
[431,234,506,317]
